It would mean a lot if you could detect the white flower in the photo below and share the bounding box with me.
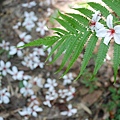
[0,117,4,120]
[32,77,44,88]
[23,74,31,80]
[8,66,24,80]
[20,80,34,97]
[28,95,39,107]
[66,86,75,101]
[96,14,120,45]
[63,73,74,85]
[44,78,58,91]
[0,88,10,104]
[58,89,68,98]
[60,104,77,116]
[46,89,58,100]
[24,11,38,22]
[19,32,32,43]
[0,60,11,76]
[22,56,33,70]
[13,22,21,29]
[43,95,52,107]
[22,1,36,8]
[19,107,32,119]
[0,40,10,51]
[89,11,103,31]
[33,48,45,56]
[36,21,48,36]
[31,105,43,117]
[9,42,24,58]
[22,19,35,31]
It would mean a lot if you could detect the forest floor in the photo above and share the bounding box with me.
[0,0,119,120]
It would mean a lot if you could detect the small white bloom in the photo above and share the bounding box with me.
[58,89,68,98]
[31,105,43,117]
[36,21,48,36]
[63,73,74,85]
[33,48,45,56]
[19,107,32,119]
[44,78,58,91]
[60,104,77,117]
[20,80,34,97]
[28,95,39,107]
[8,66,24,80]
[46,89,58,100]
[19,32,32,43]
[22,1,36,8]
[22,19,35,31]
[0,60,11,76]
[66,86,75,101]
[43,95,52,107]
[22,56,33,70]
[24,11,38,22]
[0,88,10,104]
[9,42,24,58]
[32,77,44,88]
[96,14,120,45]
[89,11,103,31]
[13,22,21,29]
[0,40,10,51]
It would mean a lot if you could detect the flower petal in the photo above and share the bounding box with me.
[103,33,113,45]
[114,25,120,34]
[114,34,120,44]
[107,14,113,28]
[96,28,108,37]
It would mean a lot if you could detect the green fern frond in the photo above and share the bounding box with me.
[22,36,59,48]
[113,43,120,81]
[62,30,92,75]
[88,2,110,17]
[103,0,120,16]
[56,33,82,73]
[67,13,89,26]
[74,8,94,18]
[56,18,77,34]
[76,34,98,79]
[59,12,86,31]
[46,35,67,62]
[51,28,68,35]
[93,39,109,76]
[49,35,73,64]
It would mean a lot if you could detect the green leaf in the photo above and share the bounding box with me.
[77,34,98,79]
[50,35,73,63]
[74,8,94,18]
[56,18,77,34]
[59,12,86,31]
[63,31,91,75]
[51,28,68,35]
[113,43,120,81]
[46,35,67,61]
[56,33,81,73]
[67,13,89,26]
[88,2,110,17]
[93,40,109,76]
[22,36,59,48]
[103,0,120,17]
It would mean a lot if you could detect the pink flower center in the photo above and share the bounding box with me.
[90,21,96,26]
[110,29,115,35]
[3,67,6,70]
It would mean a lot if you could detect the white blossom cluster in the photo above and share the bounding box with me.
[0,0,78,119]
[90,11,120,45]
